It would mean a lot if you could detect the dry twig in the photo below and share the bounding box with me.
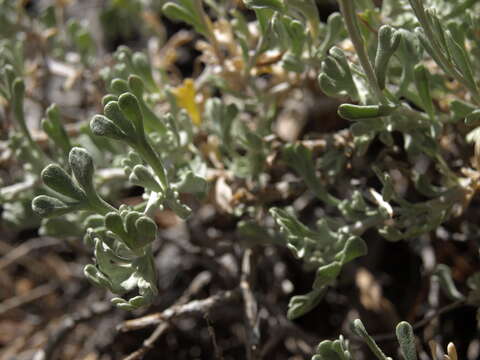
[205,313,224,360]
[240,248,261,360]
[32,301,113,360]
[122,271,214,360]
[0,237,62,271]
[119,287,240,332]
[0,282,58,316]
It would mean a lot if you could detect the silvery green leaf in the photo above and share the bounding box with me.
[372,167,395,202]
[414,27,451,76]
[434,264,465,301]
[41,164,86,201]
[129,295,148,308]
[206,98,237,148]
[165,194,192,219]
[104,100,136,137]
[129,164,163,192]
[413,64,435,119]
[39,217,83,238]
[42,103,72,153]
[119,92,144,136]
[102,94,118,106]
[313,336,351,360]
[84,263,113,289]
[162,1,209,36]
[110,78,130,95]
[174,171,208,196]
[127,74,145,98]
[282,144,337,204]
[93,239,139,294]
[313,262,342,289]
[317,12,345,57]
[243,0,285,11]
[288,0,319,36]
[270,207,328,259]
[282,52,305,73]
[396,29,422,96]
[83,214,105,229]
[334,236,368,264]
[32,195,78,217]
[0,64,17,99]
[319,47,358,99]
[125,211,141,238]
[338,103,397,120]
[445,30,477,91]
[111,297,135,310]
[69,147,95,192]
[105,212,126,238]
[135,216,157,245]
[284,17,306,56]
[375,25,401,89]
[378,225,404,242]
[252,8,275,36]
[287,288,325,320]
[396,322,417,360]
[105,210,157,253]
[429,11,449,56]
[132,52,156,91]
[338,190,369,217]
[90,115,129,142]
[127,75,165,134]
[272,14,290,50]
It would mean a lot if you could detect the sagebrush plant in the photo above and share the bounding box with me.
[1,0,480,357]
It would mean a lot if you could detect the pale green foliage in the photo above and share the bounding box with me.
[1,0,480,356]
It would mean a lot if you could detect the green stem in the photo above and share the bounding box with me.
[337,0,386,104]
[136,140,169,191]
[363,336,392,360]
[87,193,116,215]
[354,320,392,360]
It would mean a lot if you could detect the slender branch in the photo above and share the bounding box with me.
[0,282,58,315]
[337,0,385,103]
[371,300,466,342]
[240,248,261,360]
[205,313,224,360]
[118,286,240,332]
[123,271,212,360]
[33,302,113,360]
[0,236,61,271]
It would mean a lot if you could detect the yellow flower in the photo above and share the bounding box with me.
[173,78,202,126]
